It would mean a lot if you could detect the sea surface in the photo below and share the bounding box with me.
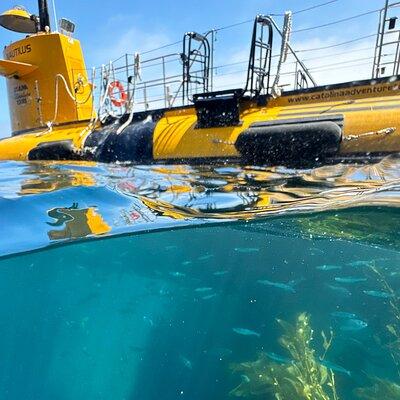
[1,157,400,399]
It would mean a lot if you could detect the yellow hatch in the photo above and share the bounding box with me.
[0,7,36,34]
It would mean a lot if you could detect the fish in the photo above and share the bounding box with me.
[325,284,352,297]
[319,360,351,376]
[316,264,342,271]
[363,290,395,299]
[240,375,251,383]
[165,245,178,251]
[266,352,292,364]
[195,287,213,293]
[340,318,368,332]
[257,279,296,293]
[331,311,357,319]
[232,328,261,338]
[346,260,370,268]
[169,272,186,277]
[334,277,367,284]
[234,247,260,254]
[179,355,193,370]
[181,261,192,266]
[213,270,229,276]
[202,293,218,300]
[198,254,214,261]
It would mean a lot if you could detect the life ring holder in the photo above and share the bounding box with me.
[108,81,127,107]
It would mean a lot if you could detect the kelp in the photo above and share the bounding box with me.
[354,264,400,399]
[230,313,339,399]
[354,378,400,400]
[297,209,400,251]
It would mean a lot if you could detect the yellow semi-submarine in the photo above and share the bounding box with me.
[0,0,400,166]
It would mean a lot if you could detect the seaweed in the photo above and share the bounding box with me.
[369,264,400,377]
[230,313,339,399]
[354,378,400,400]
[297,210,400,251]
[353,264,400,398]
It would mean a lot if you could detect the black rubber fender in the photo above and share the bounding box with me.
[90,120,155,163]
[28,140,83,161]
[235,121,342,165]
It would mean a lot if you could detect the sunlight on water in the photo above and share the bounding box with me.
[1,157,400,399]
[1,156,400,256]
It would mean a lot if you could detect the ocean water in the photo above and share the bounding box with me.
[1,158,400,399]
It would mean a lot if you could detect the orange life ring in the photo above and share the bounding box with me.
[108,81,127,107]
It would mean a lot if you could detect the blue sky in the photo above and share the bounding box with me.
[0,0,390,136]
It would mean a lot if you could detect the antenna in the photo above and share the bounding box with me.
[51,0,58,31]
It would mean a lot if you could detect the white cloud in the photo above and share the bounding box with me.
[87,13,173,66]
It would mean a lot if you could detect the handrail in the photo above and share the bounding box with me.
[90,11,323,117]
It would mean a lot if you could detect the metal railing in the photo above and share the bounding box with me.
[373,0,400,78]
[86,15,317,120]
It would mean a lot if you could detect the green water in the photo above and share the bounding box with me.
[0,217,399,399]
[2,159,400,399]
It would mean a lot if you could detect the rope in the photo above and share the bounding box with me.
[117,53,142,134]
[271,11,293,97]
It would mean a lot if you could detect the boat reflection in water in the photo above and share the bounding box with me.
[1,155,400,253]
[47,203,110,240]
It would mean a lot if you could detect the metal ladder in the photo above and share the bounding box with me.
[372,0,400,78]
[182,32,211,104]
[243,15,274,97]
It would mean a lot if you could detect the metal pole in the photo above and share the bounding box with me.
[38,0,51,31]
[51,0,58,31]
[393,30,400,75]
[210,30,215,92]
[125,54,130,105]
[162,57,167,108]
[182,36,186,105]
[34,80,43,126]
[375,1,390,78]
[144,84,148,111]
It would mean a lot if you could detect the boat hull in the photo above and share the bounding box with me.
[1,76,400,166]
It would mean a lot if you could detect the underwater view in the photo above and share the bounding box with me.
[1,158,400,399]
[2,0,400,397]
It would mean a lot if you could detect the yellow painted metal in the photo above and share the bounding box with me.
[3,32,94,135]
[0,8,36,33]
[0,122,92,161]
[153,102,281,159]
[153,79,400,159]
[0,59,38,78]
[0,28,400,162]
